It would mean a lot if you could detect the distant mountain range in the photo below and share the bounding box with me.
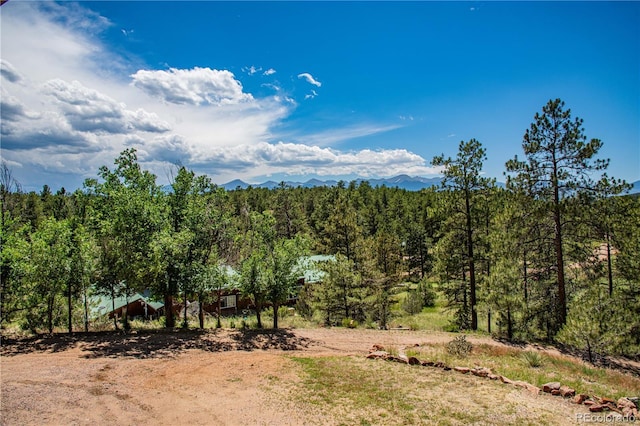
[221,177,640,194]
[221,175,444,191]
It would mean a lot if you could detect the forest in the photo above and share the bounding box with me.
[1,99,639,360]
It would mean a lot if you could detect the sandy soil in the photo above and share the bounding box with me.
[0,328,614,425]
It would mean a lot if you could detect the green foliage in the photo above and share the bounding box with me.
[521,351,544,368]
[446,334,473,358]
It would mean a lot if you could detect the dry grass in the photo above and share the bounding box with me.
[285,355,581,425]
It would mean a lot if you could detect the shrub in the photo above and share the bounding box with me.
[521,350,544,368]
[446,334,473,357]
[341,318,358,328]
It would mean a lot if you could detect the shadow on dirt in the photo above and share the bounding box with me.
[0,328,315,359]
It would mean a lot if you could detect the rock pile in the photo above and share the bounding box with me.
[366,344,639,418]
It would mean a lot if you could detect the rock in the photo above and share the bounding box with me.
[559,386,575,398]
[443,366,452,371]
[500,375,514,385]
[514,380,540,395]
[454,367,470,374]
[397,354,409,364]
[551,389,561,396]
[434,361,446,368]
[618,397,637,414]
[370,344,385,352]
[573,394,589,404]
[589,404,608,412]
[584,400,596,406]
[366,351,389,360]
[408,356,421,365]
[542,382,561,393]
[488,374,500,381]
[471,367,491,377]
[600,396,616,405]
[422,361,435,367]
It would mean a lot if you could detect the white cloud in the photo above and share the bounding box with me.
[298,72,322,87]
[190,141,438,181]
[1,59,24,83]
[0,2,437,191]
[305,90,318,100]
[131,67,254,106]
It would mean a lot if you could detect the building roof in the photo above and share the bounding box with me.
[89,292,164,317]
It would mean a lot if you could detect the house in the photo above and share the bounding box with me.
[90,292,164,321]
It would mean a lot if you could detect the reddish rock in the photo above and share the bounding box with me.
[443,366,452,371]
[584,400,596,406]
[559,386,576,398]
[551,389,561,396]
[408,356,421,365]
[542,382,561,393]
[366,351,389,359]
[488,374,500,381]
[573,394,589,404]
[454,367,470,374]
[500,376,514,385]
[514,381,540,395]
[370,344,385,352]
[471,367,491,377]
[589,404,608,412]
[600,397,616,405]
[422,361,435,367]
[617,398,639,417]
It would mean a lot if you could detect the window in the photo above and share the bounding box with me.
[220,295,236,309]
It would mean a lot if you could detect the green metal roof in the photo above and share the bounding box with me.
[89,293,164,317]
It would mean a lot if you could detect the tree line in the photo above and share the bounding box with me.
[1,99,638,358]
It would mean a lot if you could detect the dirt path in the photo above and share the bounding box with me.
[0,328,601,425]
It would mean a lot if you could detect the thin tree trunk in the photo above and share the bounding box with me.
[465,190,478,330]
[552,152,567,327]
[273,303,279,329]
[606,234,613,296]
[68,279,73,334]
[111,286,118,331]
[164,294,174,328]
[198,292,204,329]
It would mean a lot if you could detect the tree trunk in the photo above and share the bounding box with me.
[83,284,89,333]
[553,203,567,327]
[68,280,73,334]
[182,286,188,329]
[255,305,262,329]
[552,152,567,327]
[198,292,204,329]
[111,287,119,331]
[273,303,279,329]
[465,190,478,331]
[47,296,54,334]
[606,234,613,296]
[216,290,222,328]
[507,305,513,341]
[164,294,175,328]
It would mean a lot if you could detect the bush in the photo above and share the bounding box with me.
[521,350,544,368]
[402,291,423,315]
[341,318,358,328]
[446,334,473,357]
[418,279,436,308]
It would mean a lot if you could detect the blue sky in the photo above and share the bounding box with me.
[1,1,638,192]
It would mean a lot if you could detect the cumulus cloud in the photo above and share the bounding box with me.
[131,67,254,106]
[1,60,23,83]
[192,141,438,180]
[298,72,322,87]
[43,79,171,134]
[0,1,438,191]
